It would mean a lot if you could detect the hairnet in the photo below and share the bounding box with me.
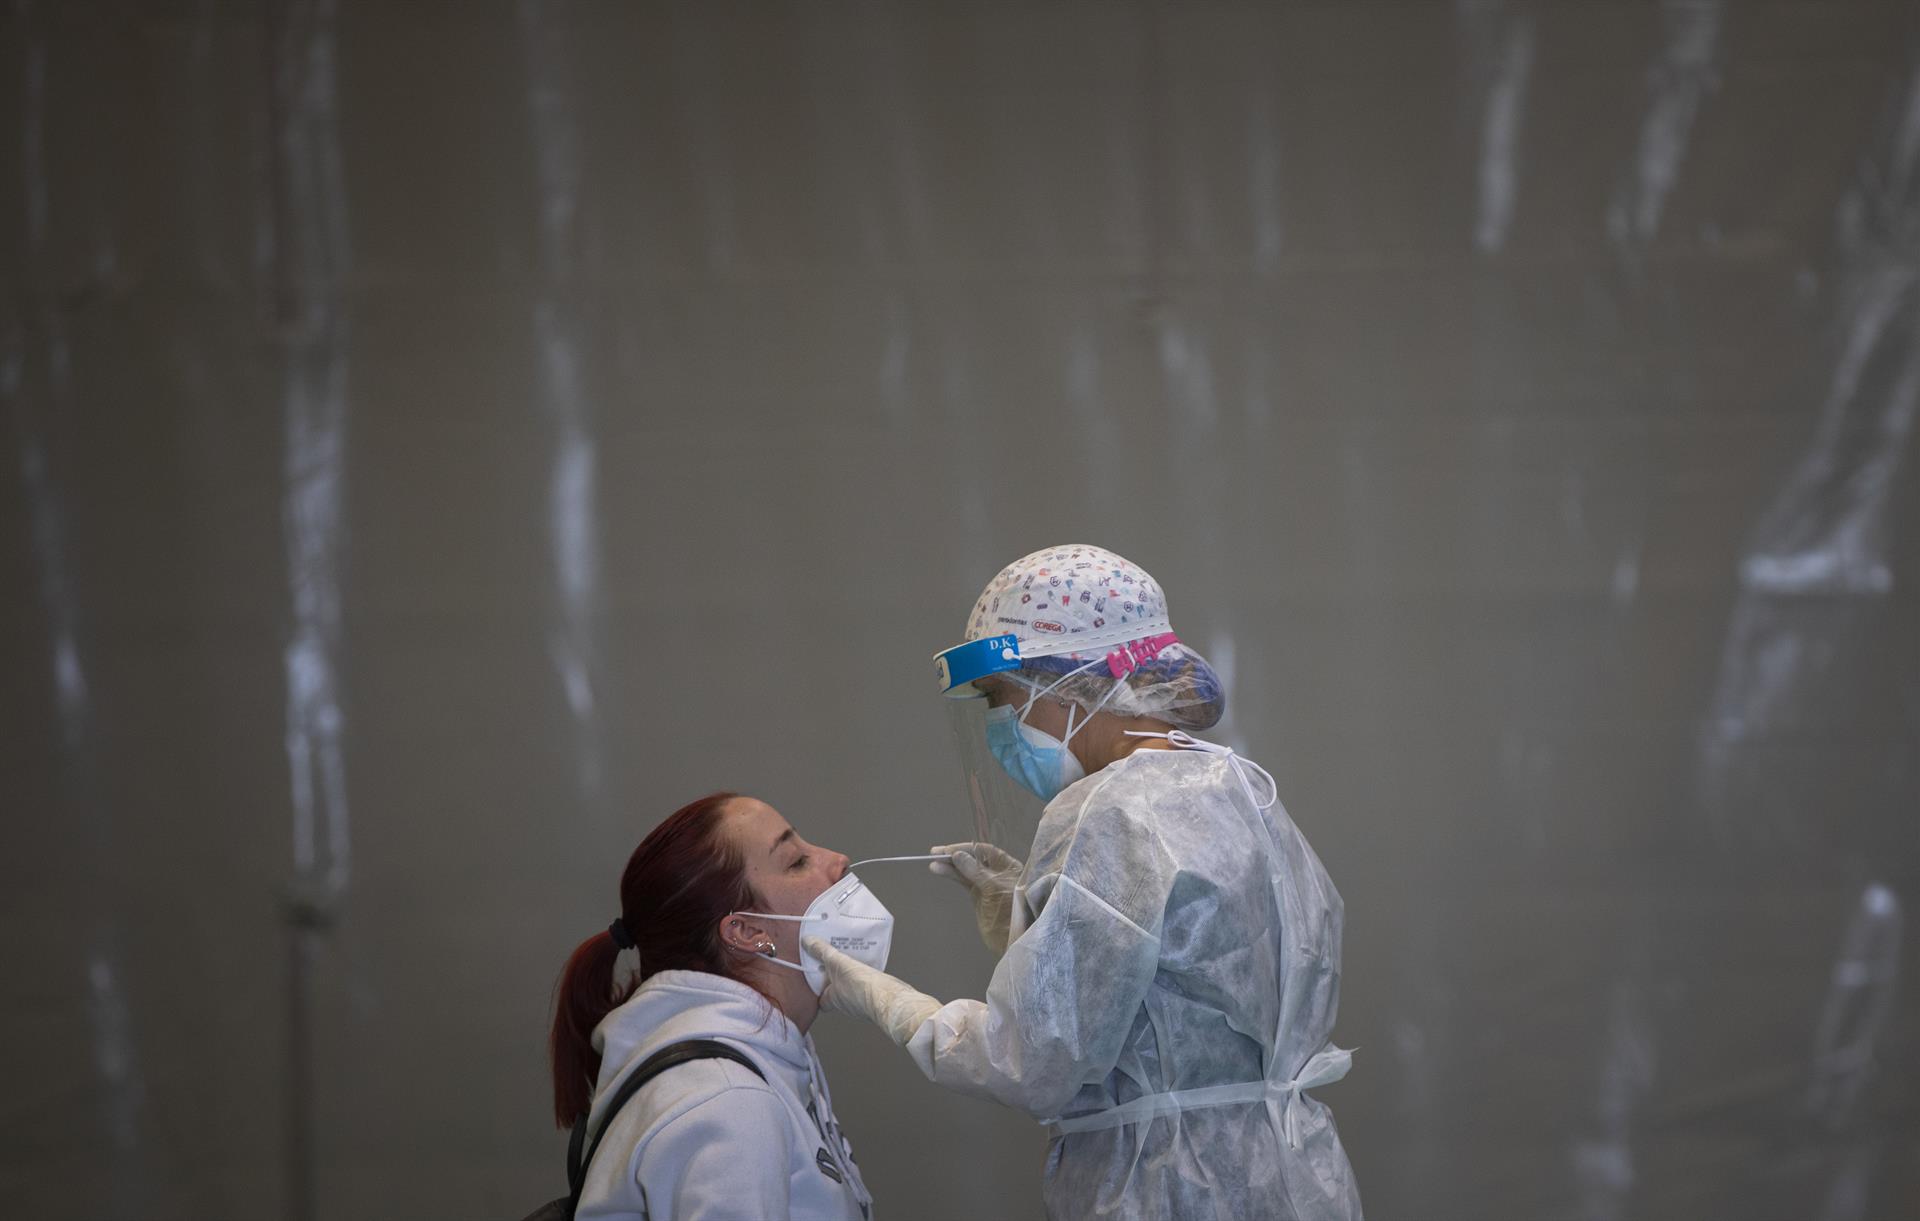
[1014,641,1224,731]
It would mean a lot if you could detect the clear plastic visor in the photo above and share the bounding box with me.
[940,686,1047,875]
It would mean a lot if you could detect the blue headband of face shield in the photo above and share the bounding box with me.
[933,634,1023,695]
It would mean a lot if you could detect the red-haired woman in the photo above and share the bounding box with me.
[549,792,873,1220]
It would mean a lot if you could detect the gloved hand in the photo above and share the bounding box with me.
[928,841,1024,953]
[805,938,942,1047]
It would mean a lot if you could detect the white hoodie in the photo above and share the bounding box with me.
[576,969,873,1221]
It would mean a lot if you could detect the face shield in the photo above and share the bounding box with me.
[941,687,1049,859]
[930,625,1220,894]
[933,635,1048,890]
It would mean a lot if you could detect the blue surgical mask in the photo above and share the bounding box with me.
[986,703,1087,802]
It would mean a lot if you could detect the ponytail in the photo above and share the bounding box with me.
[546,792,758,1128]
[548,929,632,1127]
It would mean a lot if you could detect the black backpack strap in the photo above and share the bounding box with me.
[564,1039,766,1214]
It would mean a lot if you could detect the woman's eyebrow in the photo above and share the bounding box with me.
[768,827,797,858]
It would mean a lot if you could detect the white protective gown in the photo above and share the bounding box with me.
[905,746,1361,1221]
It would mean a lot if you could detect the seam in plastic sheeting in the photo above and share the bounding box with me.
[1810,884,1903,1221]
[1810,884,1904,1129]
[1696,52,1920,829]
[1460,0,1536,254]
[1609,0,1723,251]
[264,5,352,1220]
[521,0,608,810]
[7,11,148,1213]
[1571,971,1657,1221]
[270,0,352,907]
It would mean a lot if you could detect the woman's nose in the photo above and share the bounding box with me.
[829,852,850,881]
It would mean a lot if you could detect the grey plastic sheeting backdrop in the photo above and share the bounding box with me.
[4,2,1918,1219]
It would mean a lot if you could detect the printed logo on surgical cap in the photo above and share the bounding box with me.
[1031,620,1065,634]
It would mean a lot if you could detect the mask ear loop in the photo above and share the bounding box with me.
[1015,656,1107,726]
[1062,678,1124,746]
[1011,677,1044,723]
[729,909,820,975]
[1014,657,1129,751]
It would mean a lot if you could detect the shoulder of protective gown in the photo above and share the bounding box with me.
[1044,758,1183,932]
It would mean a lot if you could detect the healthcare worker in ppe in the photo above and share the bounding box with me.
[803,545,1361,1221]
